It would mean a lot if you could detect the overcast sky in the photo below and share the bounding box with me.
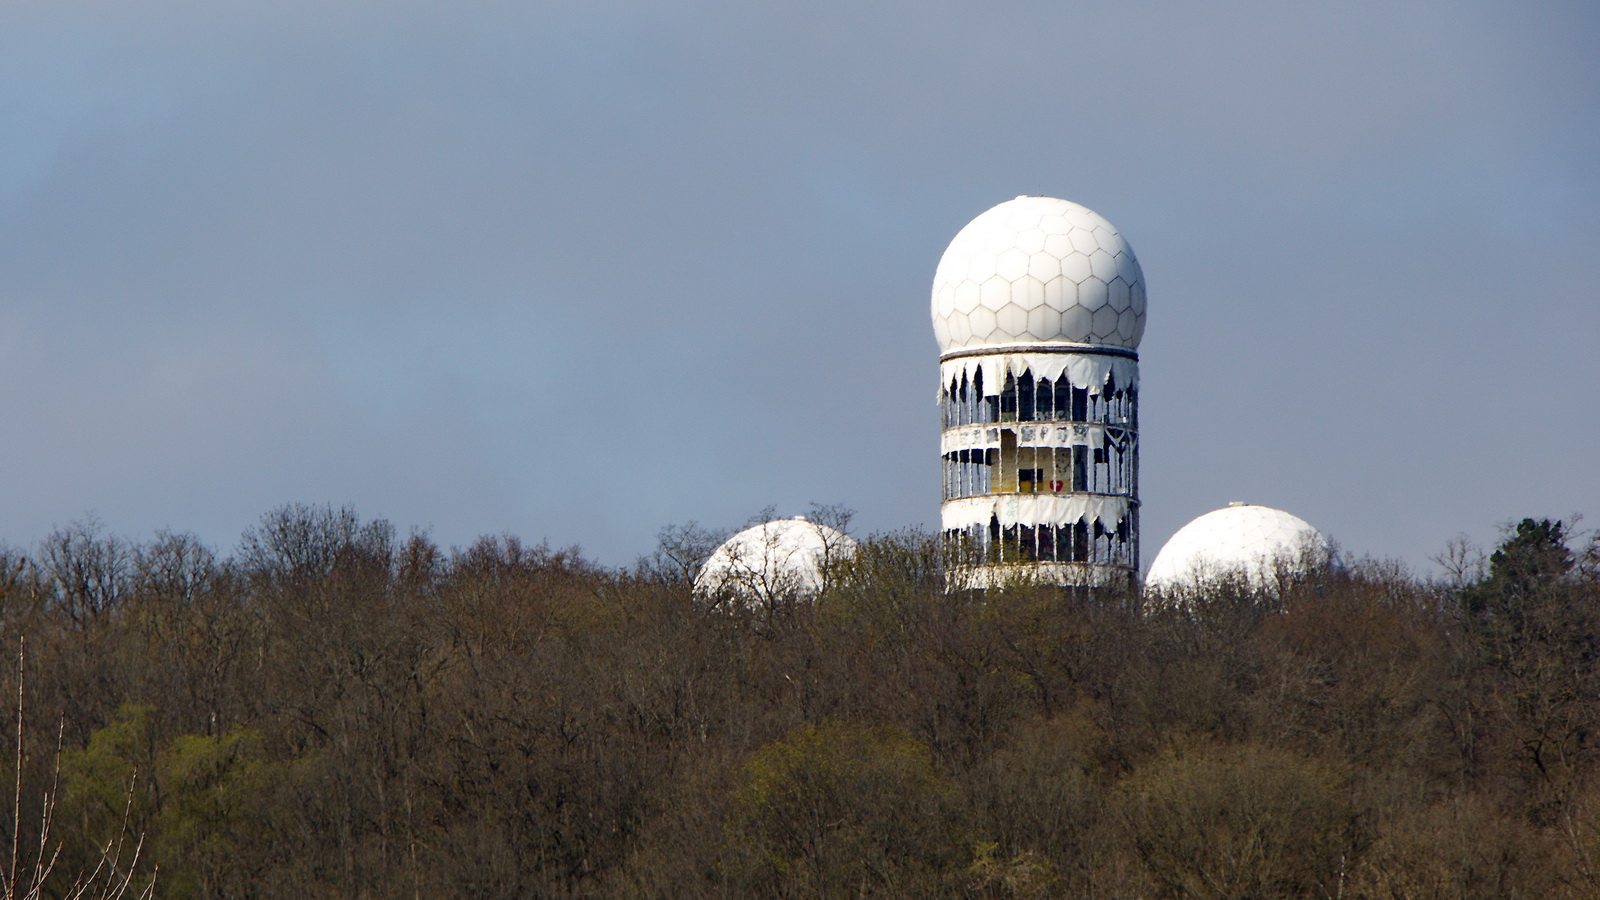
[3,0,1596,573]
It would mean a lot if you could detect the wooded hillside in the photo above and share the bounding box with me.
[1,507,1596,898]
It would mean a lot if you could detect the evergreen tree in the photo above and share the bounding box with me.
[1462,518,1574,625]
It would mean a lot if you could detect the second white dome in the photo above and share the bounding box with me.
[695,517,858,603]
[932,196,1146,354]
[1145,504,1335,591]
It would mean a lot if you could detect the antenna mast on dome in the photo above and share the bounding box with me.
[931,196,1146,589]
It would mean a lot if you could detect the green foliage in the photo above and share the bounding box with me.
[727,721,955,896]
[964,841,1057,899]
[155,727,279,899]
[1117,742,1365,899]
[61,704,158,835]
[62,710,288,899]
[962,710,1108,893]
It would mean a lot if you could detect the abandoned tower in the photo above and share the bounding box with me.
[931,196,1146,587]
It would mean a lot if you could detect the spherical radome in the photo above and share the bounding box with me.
[933,196,1145,353]
[695,517,859,603]
[1145,504,1336,591]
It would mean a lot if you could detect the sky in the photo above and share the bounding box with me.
[2,0,1597,574]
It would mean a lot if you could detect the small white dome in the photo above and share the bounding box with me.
[695,517,858,602]
[1145,504,1335,591]
[932,196,1146,354]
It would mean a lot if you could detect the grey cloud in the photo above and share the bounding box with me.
[0,0,1594,569]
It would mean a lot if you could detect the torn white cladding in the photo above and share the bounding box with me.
[937,353,1138,404]
[1144,504,1339,594]
[941,495,1132,532]
[694,516,859,606]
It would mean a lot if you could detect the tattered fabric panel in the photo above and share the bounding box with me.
[940,423,1122,453]
[940,494,1133,531]
[937,352,1139,402]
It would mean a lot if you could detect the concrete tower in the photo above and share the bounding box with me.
[932,197,1145,588]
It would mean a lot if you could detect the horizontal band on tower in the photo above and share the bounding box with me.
[940,342,1138,362]
[940,422,1134,453]
[940,494,1136,532]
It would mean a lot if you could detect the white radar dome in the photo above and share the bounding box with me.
[695,517,858,603]
[1145,504,1335,591]
[932,196,1146,353]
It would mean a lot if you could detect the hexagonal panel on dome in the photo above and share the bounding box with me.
[935,284,958,317]
[995,302,1029,337]
[948,313,972,345]
[1015,228,1047,254]
[1091,305,1120,339]
[996,248,1029,281]
[979,276,1011,311]
[1069,229,1098,255]
[1089,249,1118,281]
[1026,304,1059,338]
[932,316,951,346]
[1028,252,1061,282]
[954,281,981,314]
[1039,214,1072,234]
[1042,233,1072,258]
[1130,280,1147,316]
[1115,251,1142,285]
[1014,275,1046,309]
[1117,308,1138,341]
[1079,277,1109,311]
[1042,277,1074,311]
[1059,252,1092,284]
[1107,278,1131,312]
[967,305,998,340]
[1061,305,1094,339]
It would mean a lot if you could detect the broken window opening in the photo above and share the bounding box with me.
[942,513,1133,571]
[941,435,1135,500]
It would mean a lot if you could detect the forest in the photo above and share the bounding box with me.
[0,505,1597,899]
